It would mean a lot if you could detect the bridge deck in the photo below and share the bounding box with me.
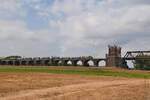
[123,57,150,60]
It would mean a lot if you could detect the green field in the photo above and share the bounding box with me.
[0,66,150,79]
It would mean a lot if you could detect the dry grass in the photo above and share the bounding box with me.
[0,72,125,98]
[0,66,150,100]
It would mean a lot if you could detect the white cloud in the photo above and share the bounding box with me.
[0,0,19,11]
[0,20,33,39]
[46,0,150,56]
[0,0,150,57]
[0,18,60,56]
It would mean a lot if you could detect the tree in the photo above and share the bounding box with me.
[134,55,150,70]
[4,56,22,60]
[47,61,52,66]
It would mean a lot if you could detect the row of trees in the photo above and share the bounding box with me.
[134,55,150,70]
[2,56,21,60]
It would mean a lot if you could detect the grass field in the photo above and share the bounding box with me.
[0,66,150,100]
[0,66,150,78]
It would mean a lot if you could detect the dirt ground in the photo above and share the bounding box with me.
[0,72,150,100]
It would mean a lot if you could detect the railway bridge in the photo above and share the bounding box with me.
[0,45,149,68]
[0,57,106,67]
[123,51,150,60]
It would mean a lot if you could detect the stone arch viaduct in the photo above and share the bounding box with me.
[0,57,106,67]
[0,45,150,68]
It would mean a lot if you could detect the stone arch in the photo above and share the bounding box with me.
[21,61,26,65]
[36,60,42,65]
[2,61,7,65]
[71,60,78,66]
[67,60,72,66]
[14,61,20,66]
[52,60,59,66]
[8,61,13,65]
[87,60,94,66]
[42,60,50,66]
[126,60,134,69]
[28,61,34,66]
[61,60,69,66]
[98,60,106,67]
[77,60,83,66]
[58,60,62,66]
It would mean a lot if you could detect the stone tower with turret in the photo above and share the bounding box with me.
[106,45,123,67]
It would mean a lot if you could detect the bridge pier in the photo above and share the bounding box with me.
[35,60,41,66]
[52,60,59,66]
[72,60,77,66]
[12,61,15,66]
[41,60,46,66]
[48,60,52,66]
[13,60,20,66]
[8,61,13,65]
[121,59,128,68]
[83,60,89,66]
[43,60,50,66]
[20,61,27,66]
[27,61,34,66]
[1,61,7,65]
[61,60,68,66]
[32,60,37,66]
[94,61,99,67]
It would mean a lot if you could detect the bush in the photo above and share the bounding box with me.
[134,55,150,70]
[47,62,52,66]
[58,62,62,66]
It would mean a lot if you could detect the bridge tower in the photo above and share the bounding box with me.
[106,45,123,67]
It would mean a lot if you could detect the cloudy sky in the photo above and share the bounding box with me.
[0,0,150,58]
